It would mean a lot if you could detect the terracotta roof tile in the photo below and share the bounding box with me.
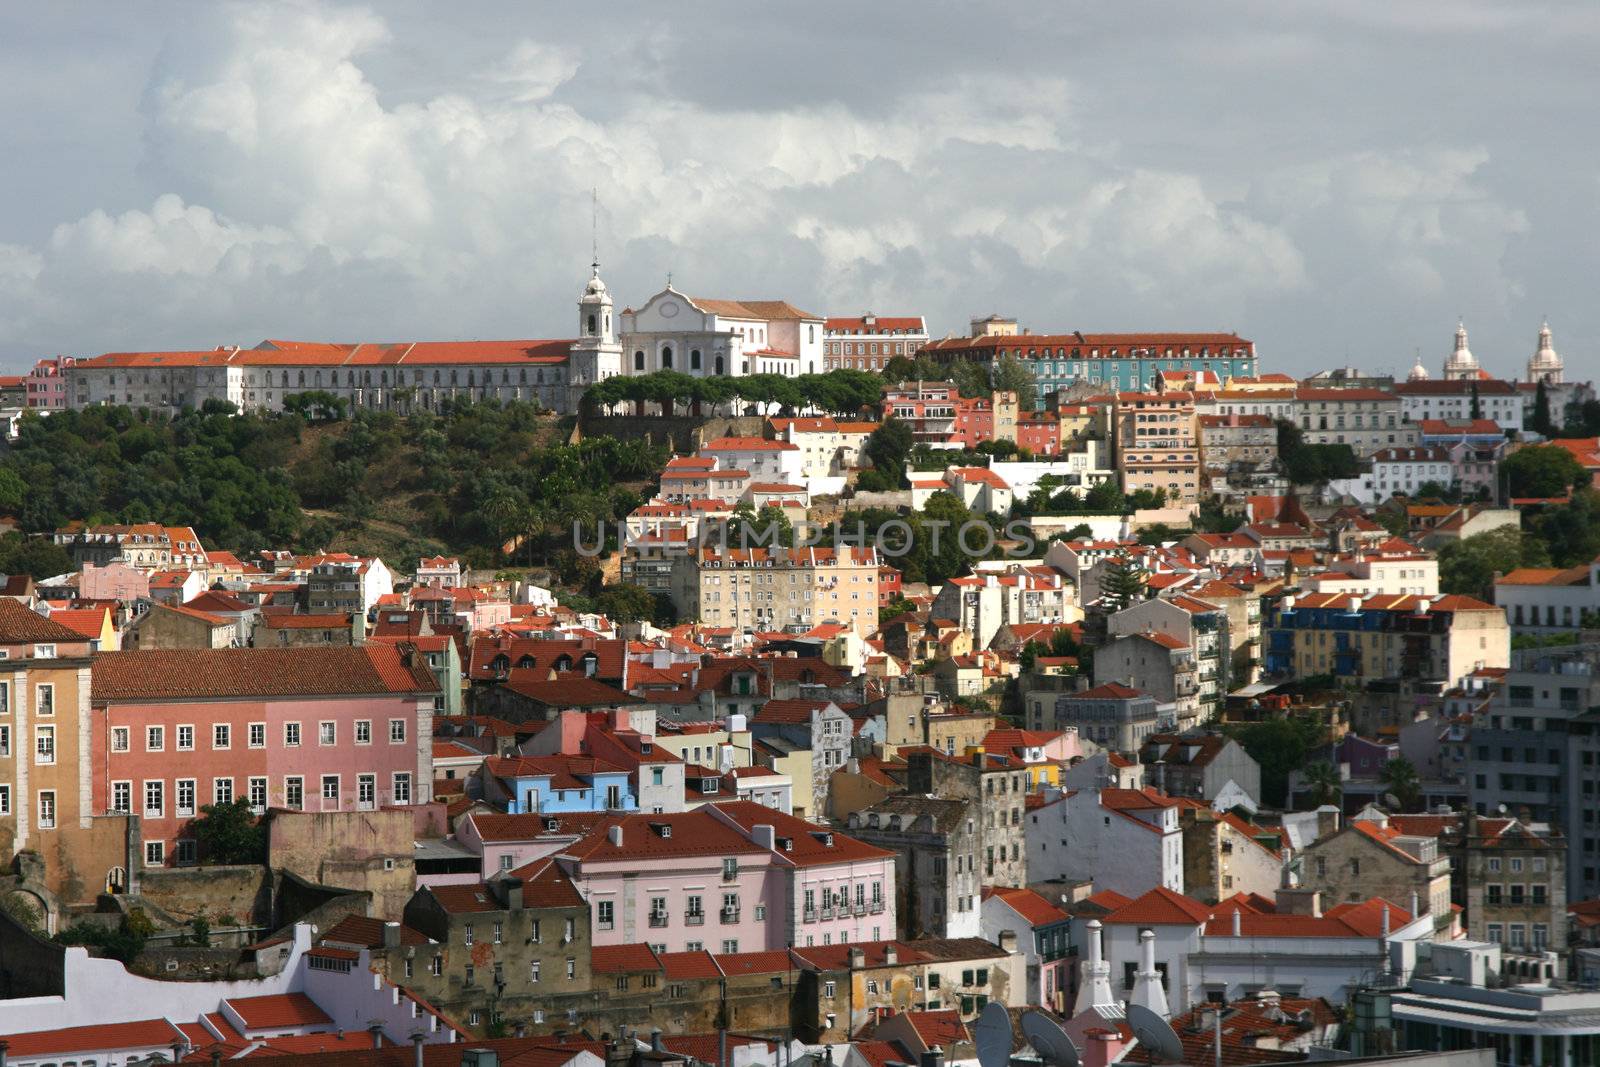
[91,645,437,700]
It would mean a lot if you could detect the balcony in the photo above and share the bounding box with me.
[685,913,705,926]
[870,900,885,914]
[803,908,818,923]
[854,903,870,917]
[648,914,669,928]
[721,909,741,924]
[821,907,835,920]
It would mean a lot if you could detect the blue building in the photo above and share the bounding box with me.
[921,331,1257,406]
[484,754,638,814]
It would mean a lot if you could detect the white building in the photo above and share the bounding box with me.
[620,288,825,378]
[1329,445,1456,505]
[1026,786,1184,898]
[1396,377,1524,434]
[699,437,805,486]
[1493,560,1600,632]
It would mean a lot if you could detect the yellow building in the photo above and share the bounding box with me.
[1265,592,1510,688]
[672,546,881,637]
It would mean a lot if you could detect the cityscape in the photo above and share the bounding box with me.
[3,5,1599,1067]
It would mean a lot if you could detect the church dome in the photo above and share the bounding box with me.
[1442,321,1479,380]
[1527,320,1563,383]
[1408,357,1430,382]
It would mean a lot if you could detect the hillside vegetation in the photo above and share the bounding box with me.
[1,401,666,571]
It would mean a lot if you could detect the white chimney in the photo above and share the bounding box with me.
[1074,919,1116,1014]
[608,824,623,846]
[1232,909,1242,937]
[1130,928,1170,1020]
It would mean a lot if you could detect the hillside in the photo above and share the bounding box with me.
[0,402,667,573]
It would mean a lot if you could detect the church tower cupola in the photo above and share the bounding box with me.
[1527,320,1564,385]
[1442,320,1480,381]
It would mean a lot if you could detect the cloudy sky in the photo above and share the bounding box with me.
[2,1,1596,378]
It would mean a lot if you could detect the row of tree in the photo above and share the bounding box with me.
[583,369,886,417]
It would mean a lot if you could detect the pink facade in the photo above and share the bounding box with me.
[80,562,152,602]
[93,691,431,866]
[24,356,73,410]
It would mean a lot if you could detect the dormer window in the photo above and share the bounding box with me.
[653,823,673,839]
[701,778,719,795]
[34,645,56,659]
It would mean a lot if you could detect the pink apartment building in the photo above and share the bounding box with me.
[559,806,895,955]
[89,646,438,867]
[24,356,73,410]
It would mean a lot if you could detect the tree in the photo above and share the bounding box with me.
[1502,445,1588,499]
[0,468,25,514]
[863,418,914,490]
[1099,556,1148,611]
[1222,716,1326,808]
[190,799,267,865]
[0,535,74,580]
[991,355,1038,409]
[595,582,661,623]
[1436,526,1550,597]
[1469,381,1483,421]
[1194,499,1243,533]
[1532,380,1556,437]
[1302,760,1343,807]
[1084,478,1124,513]
[1381,756,1422,811]
[951,359,991,399]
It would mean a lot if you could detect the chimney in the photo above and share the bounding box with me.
[412,1030,426,1067]
[998,929,1019,954]
[751,824,776,850]
[848,946,866,970]
[1232,909,1242,937]
[383,921,402,951]
[506,877,525,912]
[1130,929,1170,1019]
[368,1021,385,1049]
[651,1030,665,1052]
[1410,890,1420,917]
[1277,888,1322,917]
[608,824,624,846]
[212,1051,223,1067]
[1256,988,1282,1015]
[920,1052,945,1067]
[884,944,898,966]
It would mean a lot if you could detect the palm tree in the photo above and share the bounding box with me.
[1302,760,1342,807]
[1381,756,1422,811]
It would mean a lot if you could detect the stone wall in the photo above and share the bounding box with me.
[578,413,767,453]
[269,808,415,919]
[138,864,273,927]
[0,905,66,999]
[273,869,372,936]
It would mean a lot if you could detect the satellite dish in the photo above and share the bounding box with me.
[1020,1010,1080,1067]
[1127,1004,1183,1063]
[974,1002,1014,1067]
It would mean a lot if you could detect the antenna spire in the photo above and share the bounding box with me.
[590,187,599,276]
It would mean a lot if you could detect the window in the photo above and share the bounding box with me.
[144,780,164,818]
[147,725,164,751]
[358,774,376,809]
[493,921,503,944]
[249,777,267,811]
[531,960,541,983]
[321,775,340,803]
[176,838,197,865]
[213,777,234,805]
[0,724,9,757]
[530,918,541,943]
[174,724,195,751]
[284,722,301,747]
[213,724,230,750]
[390,719,407,744]
[145,840,165,867]
[319,721,336,746]
[0,785,9,816]
[567,957,576,980]
[35,725,54,764]
[355,720,372,745]
[176,779,196,817]
[723,857,739,882]
[0,682,7,714]
[464,923,474,945]
[34,644,55,659]
[431,955,443,976]
[35,684,54,715]
[393,773,412,805]
[38,790,56,829]
[248,722,265,748]
[285,777,304,810]
[112,781,132,813]
[721,940,739,954]
[111,726,129,752]
[598,901,614,930]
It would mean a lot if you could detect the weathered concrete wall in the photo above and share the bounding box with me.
[139,864,273,926]
[269,809,415,919]
[273,870,372,936]
[131,944,258,982]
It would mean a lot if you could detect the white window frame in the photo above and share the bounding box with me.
[284,721,301,747]
[389,719,407,744]
[213,724,231,750]
[145,840,165,867]
[144,779,164,819]
[248,722,266,748]
[176,778,196,818]
[112,780,132,813]
[34,724,55,765]
[146,725,164,752]
[319,721,336,746]
[249,776,267,813]
[0,784,9,816]
[354,720,372,745]
[285,776,304,810]
[176,724,195,751]
[34,683,54,716]
[321,774,340,803]
[393,772,412,805]
[213,777,233,805]
[37,789,56,829]
[357,773,376,810]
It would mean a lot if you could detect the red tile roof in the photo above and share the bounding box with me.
[1103,886,1215,926]
[91,645,437,700]
[982,885,1070,927]
[565,811,771,862]
[591,943,662,973]
[2,1018,188,1057]
[224,992,333,1029]
[0,598,91,643]
[710,800,895,867]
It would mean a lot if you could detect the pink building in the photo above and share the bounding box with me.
[707,801,896,947]
[90,646,438,868]
[560,805,894,954]
[79,561,151,603]
[24,356,73,410]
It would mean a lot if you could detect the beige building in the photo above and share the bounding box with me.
[1265,593,1509,689]
[1180,806,1284,905]
[1113,389,1200,504]
[671,546,881,637]
[1462,816,1566,957]
[1298,812,1453,936]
